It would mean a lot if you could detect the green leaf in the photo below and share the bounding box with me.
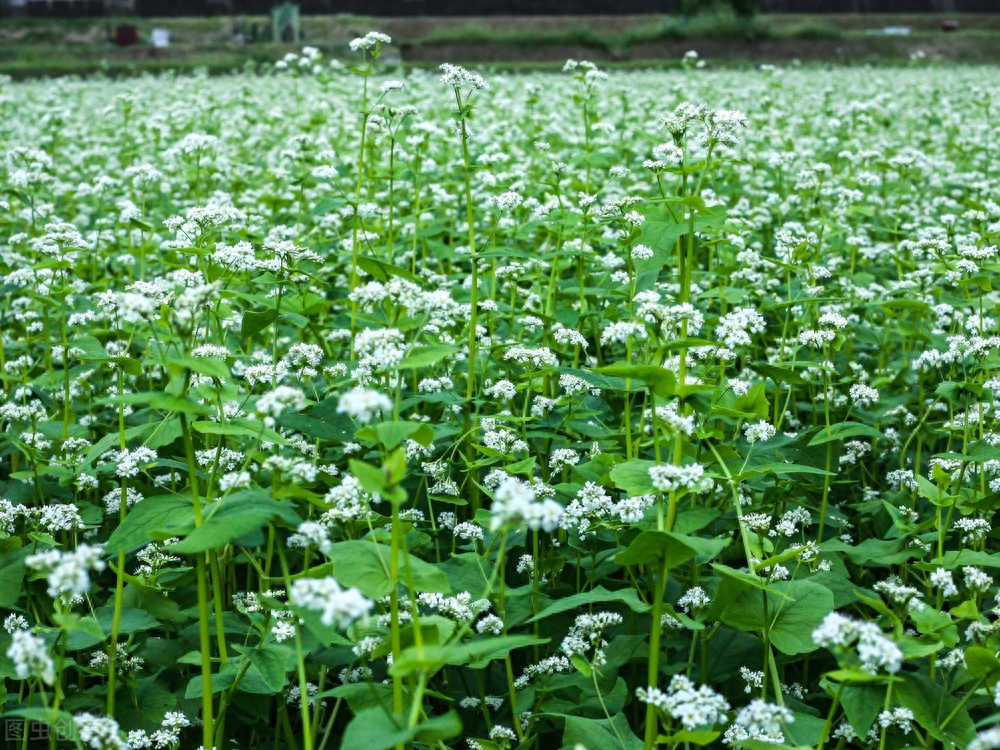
[318,540,450,599]
[340,708,461,750]
[104,494,193,555]
[910,606,958,648]
[749,361,811,386]
[241,309,278,339]
[658,730,721,746]
[193,418,289,445]
[310,196,346,215]
[340,709,410,750]
[731,382,770,420]
[98,392,212,416]
[527,585,650,623]
[721,580,833,655]
[965,646,1000,685]
[277,412,353,442]
[591,364,676,397]
[356,255,418,282]
[356,421,434,451]
[414,711,463,744]
[168,355,230,381]
[841,683,885,738]
[808,422,885,446]
[95,606,159,635]
[0,546,29,608]
[609,458,656,495]
[53,613,105,645]
[397,344,460,370]
[454,635,550,669]
[562,712,644,750]
[233,643,290,692]
[784,711,829,747]
[349,459,387,495]
[895,672,976,746]
[615,530,728,568]
[169,492,301,554]
[185,670,236,698]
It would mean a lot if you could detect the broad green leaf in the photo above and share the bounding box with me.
[0,547,29,608]
[749,361,811,385]
[340,708,461,750]
[356,255,419,282]
[185,670,237,698]
[591,364,676,397]
[454,635,550,669]
[397,344,460,370]
[527,585,650,623]
[910,606,958,648]
[356,421,434,451]
[731,382,770,420]
[98,392,213,416]
[95,606,159,635]
[169,492,301,554]
[104,494,193,555]
[317,540,450,599]
[277,412,353,442]
[895,672,976,746]
[168,355,230,380]
[609,458,656,495]
[615,530,728,568]
[784,711,830,747]
[241,309,278,339]
[658,730,720,746]
[965,646,1000,685]
[53,613,105,646]
[233,643,290,692]
[562,712,644,750]
[193,418,289,445]
[340,709,461,750]
[807,422,885,446]
[721,580,833,655]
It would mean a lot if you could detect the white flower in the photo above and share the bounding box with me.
[715,307,765,348]
[492,192,523,212]
[490,478,564,532]
[349,31,391,51]
[649,463,708,493]
[632,244,654,260]
[7,630,55,684]
[723,699,793,745]
[677,586,710,614]
[74,713,128,750]
[849,383,879,409]
[743,420,776,443]
[272,621,296,642]
[113,446,157,478]
[637,675,730,730]
[26,543,105,603]
[255,386,307,424]
[290,577,373,629]
[337,388,392,423]
[812,612,902,674]
[930,567,958,597]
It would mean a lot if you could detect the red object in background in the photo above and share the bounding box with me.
[942,20,960,32]
[115,25,138,47]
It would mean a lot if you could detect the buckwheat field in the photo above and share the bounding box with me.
[3,34,1000,750]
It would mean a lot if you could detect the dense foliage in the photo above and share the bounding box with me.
[2,40,1000,750]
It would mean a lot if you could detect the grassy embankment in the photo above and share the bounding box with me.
[1,12,998,78]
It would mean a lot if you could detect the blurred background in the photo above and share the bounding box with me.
[0,0,998,78]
